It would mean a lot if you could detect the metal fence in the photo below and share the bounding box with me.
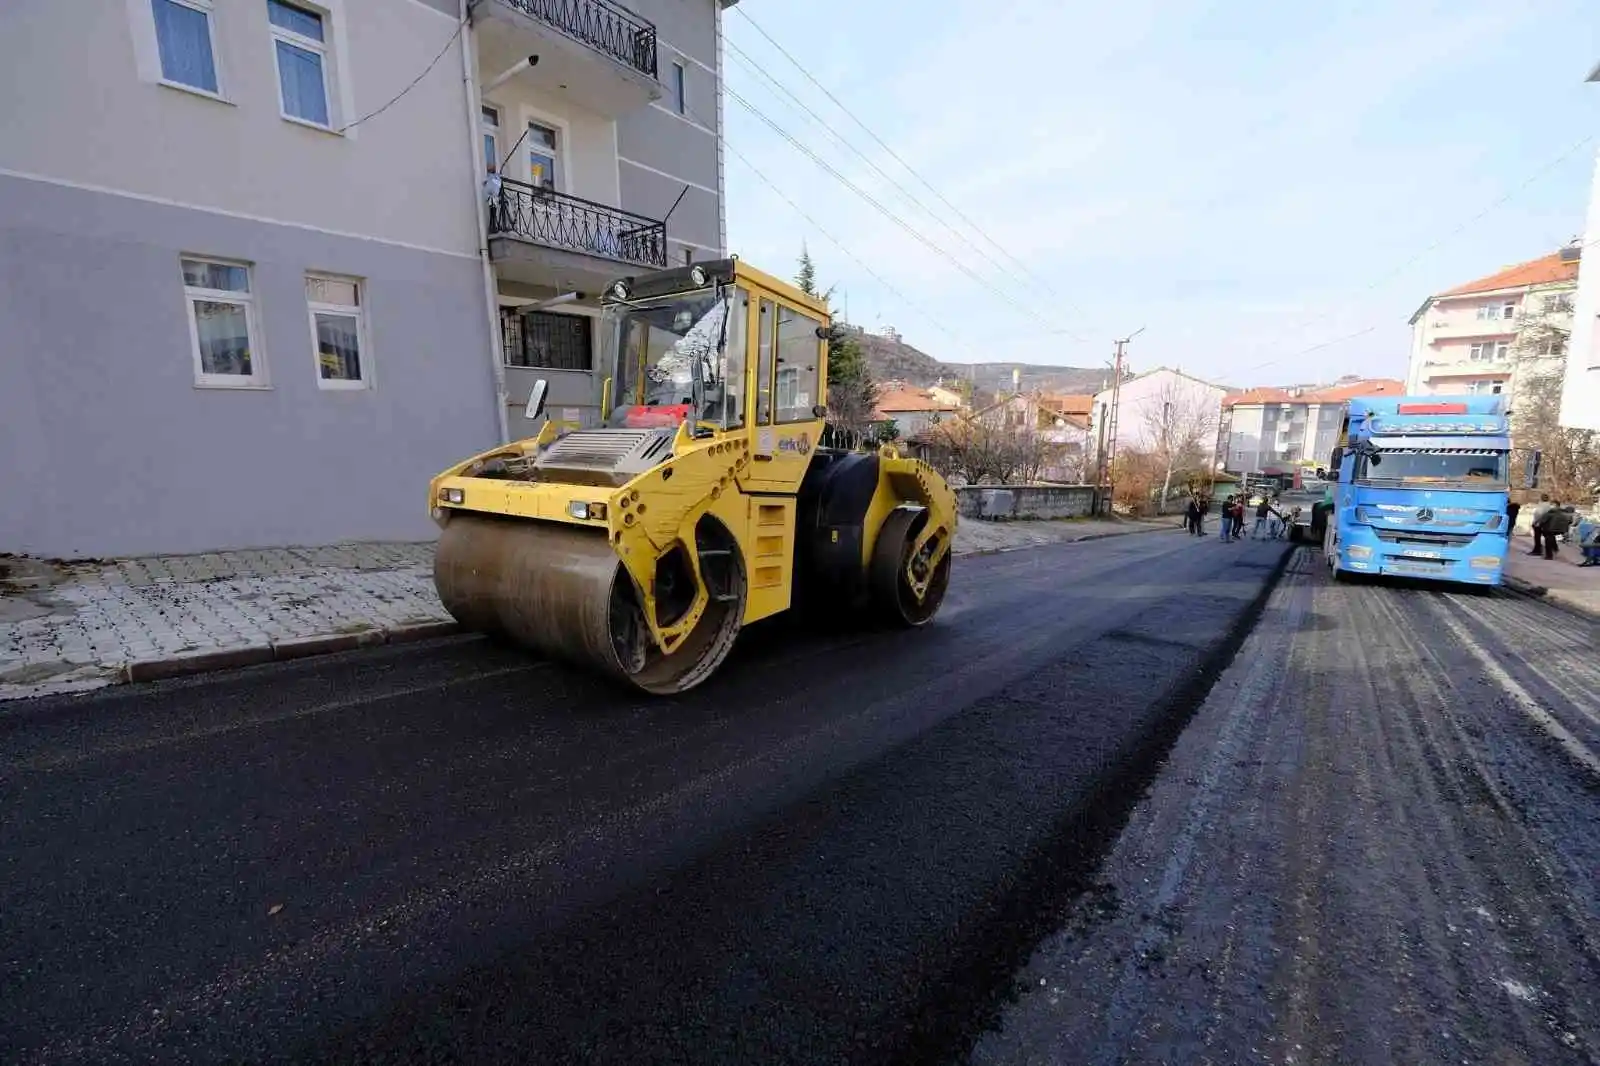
[490,178,667,268]
[499,0,658,78]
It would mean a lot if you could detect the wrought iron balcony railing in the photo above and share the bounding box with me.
[490,178,667,268]
[499,0,658,79]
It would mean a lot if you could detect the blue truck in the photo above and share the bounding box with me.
[1321,395,1526,587]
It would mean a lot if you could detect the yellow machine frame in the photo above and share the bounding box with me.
[429,258,956,660]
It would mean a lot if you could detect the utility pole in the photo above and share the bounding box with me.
[1101,327,1143,513]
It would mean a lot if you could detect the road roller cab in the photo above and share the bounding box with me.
[429,257,957,693]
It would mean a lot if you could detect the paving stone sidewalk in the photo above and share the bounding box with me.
[0,517,1174,703]
[1502,530,1600,620]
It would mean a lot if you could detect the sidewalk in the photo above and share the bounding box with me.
[1501,531,1600,620]
[0,517,1176,703]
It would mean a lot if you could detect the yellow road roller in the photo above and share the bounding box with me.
[428,257,957,694]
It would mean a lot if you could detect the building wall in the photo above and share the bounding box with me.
[0,0,481,256]
[615,0,725,262]
[1562,148,1600,430]
[1092,370,1227,454]
[0,173,497,557]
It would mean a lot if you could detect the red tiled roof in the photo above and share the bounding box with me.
[1224,378,1407,407]
[1037,392,1094,417]
[1439,252,1579,297]
[873,387,959,416]
[1302,377,1406,402]
[1223,387,1295,408]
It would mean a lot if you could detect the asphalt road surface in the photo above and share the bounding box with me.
[974,551,1600,1066]
[2,529,1287,1065]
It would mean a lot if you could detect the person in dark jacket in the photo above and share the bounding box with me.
[1540,501,1572,560]
[1505,499,1521,538]
[1185,495,1202,535]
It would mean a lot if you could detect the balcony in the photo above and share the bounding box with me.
[489,177,667,291]
[1424,318,1518,341]
[477,0,660,118]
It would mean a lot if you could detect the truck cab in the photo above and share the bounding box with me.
[1323,396,1513,585]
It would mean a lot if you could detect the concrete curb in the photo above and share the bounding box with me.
[118,620,462,686]
[954,522,1179,559]
[1500,574,1600,624]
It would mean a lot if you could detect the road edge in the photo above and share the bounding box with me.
[1500,574,1600,624]
[29,523,1177,699]
[895,542,1299,1066]
[954,521,1178,559]
[119,620,462,684]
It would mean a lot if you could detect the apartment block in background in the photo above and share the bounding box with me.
[1404,247,1580,402]
[0,0,732,557]
[1220,378,1405,478]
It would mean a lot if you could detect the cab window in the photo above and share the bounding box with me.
[774,305,822,423]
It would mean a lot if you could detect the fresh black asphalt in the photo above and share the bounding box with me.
[2,529,1286,1064]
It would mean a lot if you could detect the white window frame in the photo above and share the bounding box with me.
[182,256,268,389]
[149,0,227,101]
[523,114,566,192]
[1502,301,1517,319]
[481,103,501,172]
[305,273,370,390]
[268,0,335,131]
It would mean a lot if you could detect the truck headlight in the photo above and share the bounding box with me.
[1346,545,1373,559]
[568,501,607,520]
[439,487,464,504]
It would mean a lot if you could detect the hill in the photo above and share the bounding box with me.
[847,326,1111,398]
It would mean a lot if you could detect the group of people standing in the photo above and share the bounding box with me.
[1519,494,1600,566]
[1183,492,1292,542]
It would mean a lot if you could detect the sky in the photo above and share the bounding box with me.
[720,0,1600,388]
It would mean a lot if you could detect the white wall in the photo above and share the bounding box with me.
[1562,147,1600,430]
[0,0,481,256]
[1094,370,1227,453]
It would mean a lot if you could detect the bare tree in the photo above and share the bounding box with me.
[1511,292,1599,501]
[920,400,1045,486]
[1139,381,1219,514]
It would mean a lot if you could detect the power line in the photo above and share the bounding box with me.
[730,5,1076,306]
[723,38,1041,298]
[336,16,466,135]
[722,84,1082,338]
[721,145,965,341]
[1223,132,1597,382]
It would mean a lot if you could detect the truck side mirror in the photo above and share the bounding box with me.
[1328,448,1343,480]
[524,379,549,420]
[1524,449,1542,489]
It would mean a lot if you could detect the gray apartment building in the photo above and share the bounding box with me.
[0,0,731,558]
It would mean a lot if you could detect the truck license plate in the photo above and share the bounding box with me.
[1402,549,1442,559]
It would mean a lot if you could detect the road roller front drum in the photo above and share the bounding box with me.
[434,514,748,695]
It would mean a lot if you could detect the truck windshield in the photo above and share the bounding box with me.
[604,287,731,428]
[1356,451,1506,487]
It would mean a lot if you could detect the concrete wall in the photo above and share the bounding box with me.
[0,174,498,558]
[956,485,1101,521]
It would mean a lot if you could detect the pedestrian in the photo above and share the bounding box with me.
[1185,495,1201,536]
[1196,495,1209,536]
[1505,499,1521,538]
[1579,514,1600,567]
[1541,501,1571,560]
[1252,496,1271,539]
[1221,495,1237,541]
[1528,494,1552,555]
[1231,496,1246,542]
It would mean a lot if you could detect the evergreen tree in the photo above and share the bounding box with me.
[794,244,877,444]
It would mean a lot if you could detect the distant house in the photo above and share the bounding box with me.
[1088,368,1229,462]
[873,387,961,437]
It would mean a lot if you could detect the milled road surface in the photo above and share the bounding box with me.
[975,551,1600,1066]
[1,529,1286,1065]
